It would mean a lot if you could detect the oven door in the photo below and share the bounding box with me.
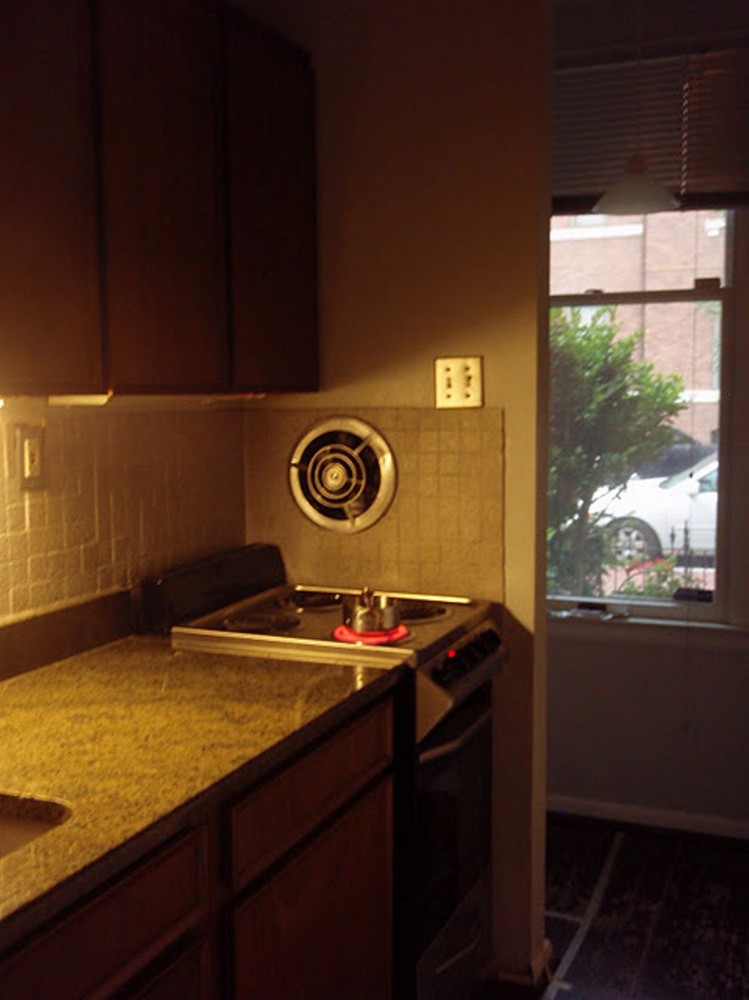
[415,684,493,999]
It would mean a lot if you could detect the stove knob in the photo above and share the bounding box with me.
[458,645,477,673]
[478,629,501,654]
[432,659,454,685]
[438,651,467,684]
[453,650,472,676]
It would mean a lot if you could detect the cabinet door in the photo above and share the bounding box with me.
[0,0,102,394]
[0,828,208,999]
[230,699,392,891]
[226,17,318,392]
[233,779,392,1000]
[99,0,227,393]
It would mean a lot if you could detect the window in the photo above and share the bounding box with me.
[547,209,730,620]
[550,39,749,627]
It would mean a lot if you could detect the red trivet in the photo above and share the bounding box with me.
[332,623,410,645]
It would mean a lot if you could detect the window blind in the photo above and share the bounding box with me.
[553,48,749,211]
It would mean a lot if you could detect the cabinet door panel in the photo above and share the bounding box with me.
[99,0,227,392]
[0,0,102,394]
[227,18,318,392]
[231,699,392,890]
[233,780,392,1000]
[0,828,208,999]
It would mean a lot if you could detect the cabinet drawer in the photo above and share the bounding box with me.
[0,827,208,1000]
[231,700,392,890]
[126,937,213,1000]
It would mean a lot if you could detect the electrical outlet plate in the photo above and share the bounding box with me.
[17,424,46,490]
[434,356,484,409]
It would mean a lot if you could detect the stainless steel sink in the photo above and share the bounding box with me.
[0,793,70,859]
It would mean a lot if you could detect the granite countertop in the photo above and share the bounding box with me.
[0,635,403,945]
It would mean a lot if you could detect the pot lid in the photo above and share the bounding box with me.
[288,417,397,533]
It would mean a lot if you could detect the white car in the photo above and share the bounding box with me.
[590,457,718,562]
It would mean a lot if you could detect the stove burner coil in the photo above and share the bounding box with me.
[398,600,448,623]
[222,612,301,635]
[289,418,396,533]
[292,591,343,611]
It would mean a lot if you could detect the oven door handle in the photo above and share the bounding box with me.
[418,707,492,765]
[434,920,483,977]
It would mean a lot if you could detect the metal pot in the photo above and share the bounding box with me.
[343,587,401,633]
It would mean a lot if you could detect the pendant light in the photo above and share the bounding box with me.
[593,0,679,215]
[594,153,679,214]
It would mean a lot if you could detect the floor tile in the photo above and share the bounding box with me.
[471,815,748,1000]
[543,817,749,1000]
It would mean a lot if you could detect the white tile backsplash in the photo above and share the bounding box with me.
[0,402,505,628]
[243,406,504,601]
[0,407,245,625]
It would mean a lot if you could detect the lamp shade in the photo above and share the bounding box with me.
[594,154,679,214]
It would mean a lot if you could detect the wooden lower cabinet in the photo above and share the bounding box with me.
[230,699,392,891]
[0,698,396,999]
[0,828,209,999]
[233,778,393,1000]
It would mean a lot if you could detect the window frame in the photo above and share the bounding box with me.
[547,214,738,626]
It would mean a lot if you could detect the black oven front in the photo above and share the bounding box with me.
[414,683,493,1000]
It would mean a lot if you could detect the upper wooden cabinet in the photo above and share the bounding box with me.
[99,0,318,394]
[0,0,318,397]
[98,0,228,394]
[0,0,102,395]
[226,16,318,393]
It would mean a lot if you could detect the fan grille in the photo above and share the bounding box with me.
[289,418,396,532]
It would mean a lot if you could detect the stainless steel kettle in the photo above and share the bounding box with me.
[343,587,400,633]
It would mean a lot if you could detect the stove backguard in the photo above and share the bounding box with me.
[139,543,287,635]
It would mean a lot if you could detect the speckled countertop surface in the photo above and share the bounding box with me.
[0,635,402,944]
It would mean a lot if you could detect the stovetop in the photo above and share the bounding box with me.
[218,588,453,638]
[170,583,491,668]
[140,544,507,740]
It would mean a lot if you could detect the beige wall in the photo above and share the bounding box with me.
[238,0,552,982]
[0,403,245,626]
[238,0,550,620]
[548,620,749,836]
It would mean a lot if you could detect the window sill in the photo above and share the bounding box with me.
[548,592,722,624]
[547,608,749,651]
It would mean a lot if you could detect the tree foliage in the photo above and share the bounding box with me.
[548,306,686,595]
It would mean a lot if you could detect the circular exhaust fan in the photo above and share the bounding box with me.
[289,417,397,533]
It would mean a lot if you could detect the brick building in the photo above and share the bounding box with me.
[550,209,726,446]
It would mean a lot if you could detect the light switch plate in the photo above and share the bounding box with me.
[17,424,46,490]
[434,356,484,409]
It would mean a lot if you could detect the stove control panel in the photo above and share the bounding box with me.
[430,627,502,687]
